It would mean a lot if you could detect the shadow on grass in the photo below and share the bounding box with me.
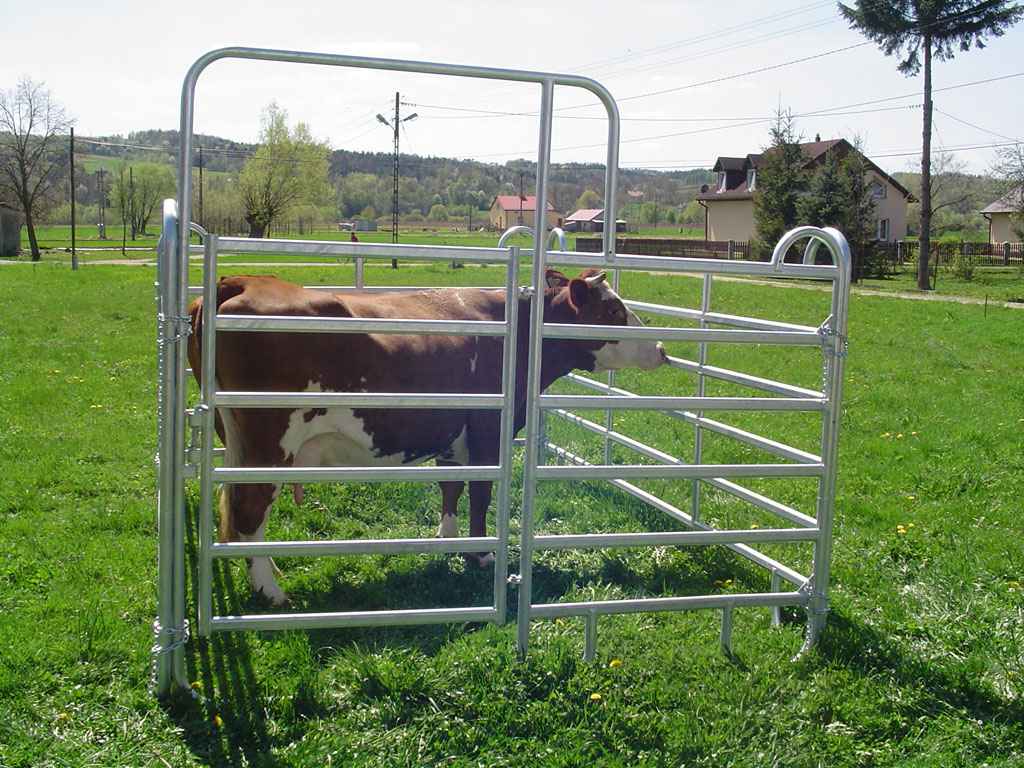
[819,608,1024,728]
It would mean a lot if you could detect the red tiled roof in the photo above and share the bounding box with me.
[492,195,555,212]
[565,208,605,222]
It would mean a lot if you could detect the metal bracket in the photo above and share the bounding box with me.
[507,573,523,586]
[797,580,830,616]
[518,286,536,299]
[817,319,849,358]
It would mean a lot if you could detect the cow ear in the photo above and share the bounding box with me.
[568,278,591,310]
[546,269,569,288]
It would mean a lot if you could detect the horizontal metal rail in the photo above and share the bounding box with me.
[212,536,499,558]
[529,591,805,620]
[532,528,818,550]
[540,394,826,412]
[211,606,497,632]
[542,442,812,586]
[665,358,823,400]
[624,300,820,335]
[209,236,515,264]
[213,465,501,483]
[543,322,825,347]
[557,376,823,464]
[214,314,508,336]
[213,391,505,409]
[546,411,819,528]
[535,462,825,481]
[543,249,842,280]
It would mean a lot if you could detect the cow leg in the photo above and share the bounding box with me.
[468,480,494,568]
[436,478,463,538]
[219,482,287,606]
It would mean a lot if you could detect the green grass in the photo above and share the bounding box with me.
[1,260,1023,767]
[856,266,1024,303]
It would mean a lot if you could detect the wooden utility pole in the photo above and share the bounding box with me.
[70,127,77,270]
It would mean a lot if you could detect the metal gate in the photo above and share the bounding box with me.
[153,47,849,697]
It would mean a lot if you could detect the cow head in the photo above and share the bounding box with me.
[545,268,667,373]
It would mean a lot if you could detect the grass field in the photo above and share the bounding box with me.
[1,257,1023,767]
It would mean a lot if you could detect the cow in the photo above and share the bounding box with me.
[187,268,666,605]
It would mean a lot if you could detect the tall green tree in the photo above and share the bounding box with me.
[239,102,330,238]
[838,0,1024,289]
[797,145,876,274]
[0,77,73,260]
[752,111,806,258]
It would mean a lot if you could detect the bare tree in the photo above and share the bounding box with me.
[0,77,74,260]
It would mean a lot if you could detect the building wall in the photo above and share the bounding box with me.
[870,177,909,242]
[489,205,560,230]
[705,199,755,241]
[989,213,1022,243]
[0,205,22,257]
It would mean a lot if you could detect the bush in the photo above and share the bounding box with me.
[951,252,975,281]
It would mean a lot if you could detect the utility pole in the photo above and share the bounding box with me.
[376,93,417,268]
[198,146,204,226]
[70,127,77,270]
[95,166,108,239]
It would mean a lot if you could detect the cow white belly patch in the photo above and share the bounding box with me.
[280,382,408,468]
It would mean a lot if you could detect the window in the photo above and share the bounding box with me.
[876,218,889,241]
[871,180,886,199]
[717,171,728,193]
[746,169,756,191]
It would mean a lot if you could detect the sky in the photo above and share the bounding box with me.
[2,0,1022,177]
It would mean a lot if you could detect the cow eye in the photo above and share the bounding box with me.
[610,306,621,317]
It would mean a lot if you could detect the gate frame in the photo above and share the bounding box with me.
[153,47,626,698]
[154,47,850,698]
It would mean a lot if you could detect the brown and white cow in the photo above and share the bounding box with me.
[187,268,666,604]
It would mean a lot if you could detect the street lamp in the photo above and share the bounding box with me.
[376,93,417,268]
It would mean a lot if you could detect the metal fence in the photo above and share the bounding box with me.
[153,47,850,697]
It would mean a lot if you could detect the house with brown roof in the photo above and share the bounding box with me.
[980,186,1023,243]
[489,195,561,230]
[696,138,914,244]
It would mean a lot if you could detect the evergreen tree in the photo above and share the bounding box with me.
[839,0,1024,289]
[752,111,805,259]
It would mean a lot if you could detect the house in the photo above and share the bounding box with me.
[980,186,1023,243]
[564,208,626,233]
[0,202,21,258]
[489,195,561,230]
[695,138,914,243]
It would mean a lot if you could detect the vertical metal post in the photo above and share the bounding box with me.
[691,273,712,521]
[492,245,521,624]
[517,78,555,656]
[800,228,850,656]
[197,234,219,636]
[69,128,77,270]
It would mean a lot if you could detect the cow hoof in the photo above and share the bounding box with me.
[469,552,495,569]
[256,585,288,607]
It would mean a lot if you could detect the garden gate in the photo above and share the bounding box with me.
[154,47,850,698]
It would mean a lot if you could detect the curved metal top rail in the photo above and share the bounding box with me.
[176,47,621,270]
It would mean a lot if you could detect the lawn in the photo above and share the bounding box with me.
[0,258,1022,767]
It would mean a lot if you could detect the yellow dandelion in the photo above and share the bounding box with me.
[881,432,891,438]
[907,495,915,500]
[1010,581,1021,589]
[609,659,622,668]
[723,579,733,587]
[750,524,759,530]
[190,681,202,690]
[911,431,918,435]
[58,712,70,723]
[896,433,904,439]
[214,715,223,727]
[713,580,724,587]
[555,618,565,628]
[908,523,915,528]
[590,693,603,702]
